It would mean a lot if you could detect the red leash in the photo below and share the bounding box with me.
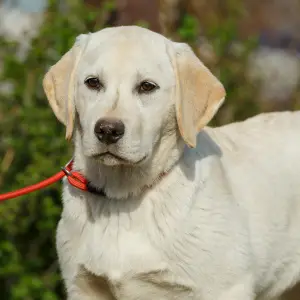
[0,159,88,202]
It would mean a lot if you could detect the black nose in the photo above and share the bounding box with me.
[94,118,125,144]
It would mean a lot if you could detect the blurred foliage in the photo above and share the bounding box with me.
[0,0,298,299]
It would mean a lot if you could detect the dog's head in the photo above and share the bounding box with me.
[43,26,225,167]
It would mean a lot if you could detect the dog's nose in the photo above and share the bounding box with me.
[94,118,125,144]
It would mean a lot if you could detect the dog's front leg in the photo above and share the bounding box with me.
[56,220,113,300]
[67,268,116,300]
[57,220,116,300]
[218,287,255,300]
[217,275,255,300]
[67,287,115,300]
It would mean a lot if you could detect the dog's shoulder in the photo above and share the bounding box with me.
[216,111,300,137]
[206,111,300,154]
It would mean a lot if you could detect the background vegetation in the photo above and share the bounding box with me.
[0,0,298,299]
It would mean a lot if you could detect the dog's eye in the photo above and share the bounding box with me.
[85,77,102,90]
[138,81,158,93]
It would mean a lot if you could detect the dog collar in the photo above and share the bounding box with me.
[61,159,106,197]
[62,159,168,198]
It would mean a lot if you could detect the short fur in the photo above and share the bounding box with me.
[44,26,300,300]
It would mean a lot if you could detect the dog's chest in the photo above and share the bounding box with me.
[80,219,162,273]
[69,197,194,299]
[77,227,193,299]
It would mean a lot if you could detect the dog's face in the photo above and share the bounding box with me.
[75,28,176,166]
[43,26,225,167]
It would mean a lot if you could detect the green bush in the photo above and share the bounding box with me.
[0,0,297,299]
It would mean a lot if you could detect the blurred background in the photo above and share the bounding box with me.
[0,0,300,299]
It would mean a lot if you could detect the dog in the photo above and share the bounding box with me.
[43,26,300,300]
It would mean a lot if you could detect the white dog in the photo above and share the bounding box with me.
[43,26,300,300]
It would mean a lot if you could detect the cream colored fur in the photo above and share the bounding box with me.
[44,26,300,300]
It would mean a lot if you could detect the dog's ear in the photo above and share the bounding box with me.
[43,34,88,140]
[170,42,226,148]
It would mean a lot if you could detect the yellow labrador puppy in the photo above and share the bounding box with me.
[43,26,300,300]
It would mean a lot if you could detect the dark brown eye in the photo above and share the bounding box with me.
[85,77,102,90]
[139,81,158,93]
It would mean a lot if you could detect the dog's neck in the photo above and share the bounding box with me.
[73,132,185,200]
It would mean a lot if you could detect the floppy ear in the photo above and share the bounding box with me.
[43,34,88,140]
[170,42,226,148]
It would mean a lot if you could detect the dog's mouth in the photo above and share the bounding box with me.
[92,152,146,166]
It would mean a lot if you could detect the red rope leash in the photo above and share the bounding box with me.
[0,159,88,202]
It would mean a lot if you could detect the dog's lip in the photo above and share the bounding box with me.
[92,152,147,165]
[95,152,127,161]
